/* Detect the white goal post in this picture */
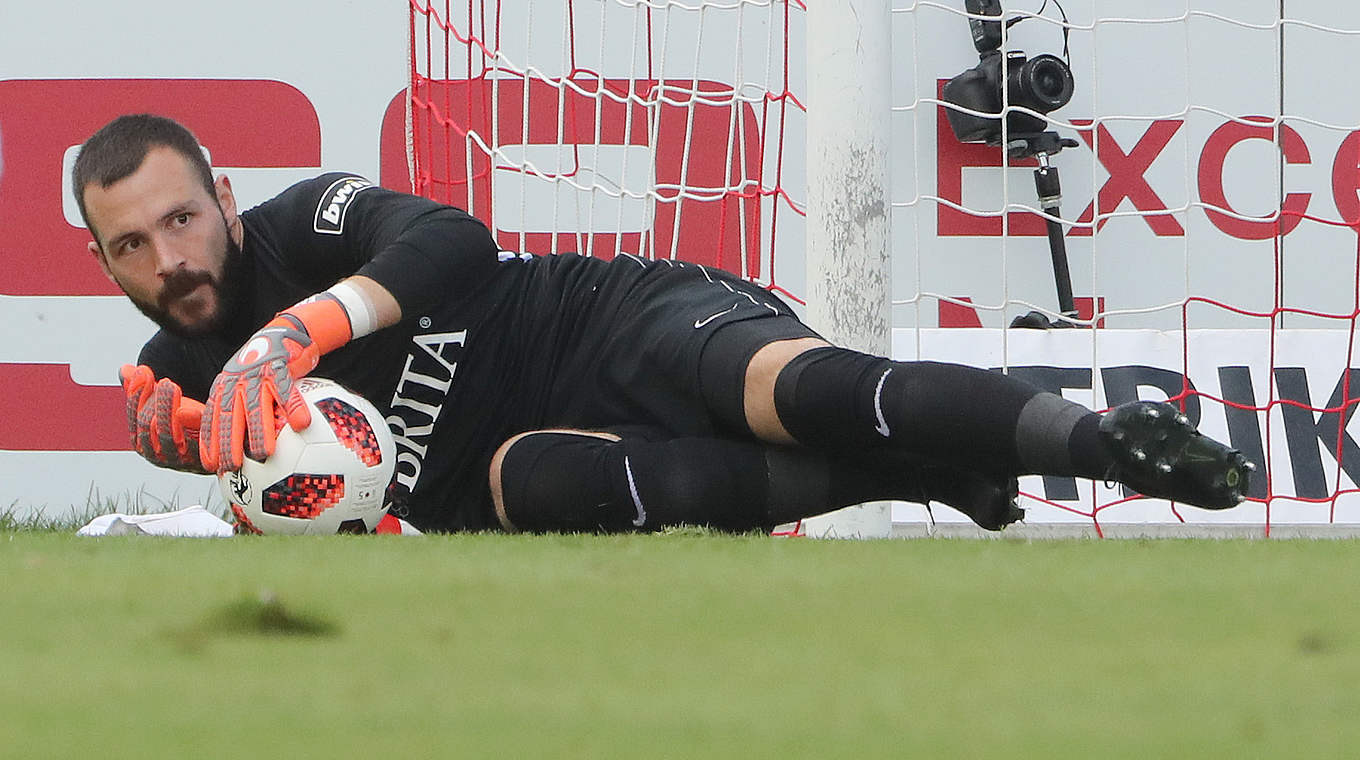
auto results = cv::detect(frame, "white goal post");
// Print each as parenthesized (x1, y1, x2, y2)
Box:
(800, 0, 894, 538)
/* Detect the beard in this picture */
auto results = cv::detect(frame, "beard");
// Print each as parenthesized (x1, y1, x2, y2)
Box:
(125, 222, 246, 339)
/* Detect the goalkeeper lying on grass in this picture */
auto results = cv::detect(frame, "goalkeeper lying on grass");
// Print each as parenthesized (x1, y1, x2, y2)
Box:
(78, 114, 1252, 533)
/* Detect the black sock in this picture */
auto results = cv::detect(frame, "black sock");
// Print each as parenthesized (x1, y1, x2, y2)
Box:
(625, 439, 937, 529)
(762, 447, 936, 525)
(771, 347, 1113, 479)
(498, 431, 940, 531)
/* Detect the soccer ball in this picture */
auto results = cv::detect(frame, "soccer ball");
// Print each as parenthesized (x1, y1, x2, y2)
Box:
(218, 377, 396, 535)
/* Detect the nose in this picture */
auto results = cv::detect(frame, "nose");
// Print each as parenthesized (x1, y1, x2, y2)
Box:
(150, 234, 187, 278)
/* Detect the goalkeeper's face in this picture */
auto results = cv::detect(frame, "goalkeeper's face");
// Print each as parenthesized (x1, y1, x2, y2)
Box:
(83, 146, 243, 338)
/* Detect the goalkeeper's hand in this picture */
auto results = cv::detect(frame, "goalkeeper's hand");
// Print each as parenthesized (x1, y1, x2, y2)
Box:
(120, 365, 210, 474)
(201, 295, 353, 472)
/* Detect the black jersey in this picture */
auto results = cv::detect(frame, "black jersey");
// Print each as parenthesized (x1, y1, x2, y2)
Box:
(141, 173, 802, 531)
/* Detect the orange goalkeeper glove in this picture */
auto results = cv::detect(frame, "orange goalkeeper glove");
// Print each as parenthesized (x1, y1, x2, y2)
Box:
(201, 294, 353, 472)
(120, 364, 210, 474)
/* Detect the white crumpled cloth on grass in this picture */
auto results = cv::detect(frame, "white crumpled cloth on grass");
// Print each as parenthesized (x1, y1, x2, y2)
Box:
(77, 505, 421, 537)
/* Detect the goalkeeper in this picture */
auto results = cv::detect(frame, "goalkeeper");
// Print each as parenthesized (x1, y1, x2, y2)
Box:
(77, 114, 1252, 533)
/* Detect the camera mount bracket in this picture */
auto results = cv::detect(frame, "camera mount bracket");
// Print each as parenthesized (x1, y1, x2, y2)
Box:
(1006, 130, 1084, 329)
(1002, 129, 1079, 160)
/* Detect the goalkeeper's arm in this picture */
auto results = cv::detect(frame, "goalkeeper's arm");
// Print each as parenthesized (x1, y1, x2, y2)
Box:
(199, 276, 401, 472)
(199, 179, 493, 472)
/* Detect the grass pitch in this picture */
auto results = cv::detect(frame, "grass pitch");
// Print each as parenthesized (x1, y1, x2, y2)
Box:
(2, 532, 1357, 759)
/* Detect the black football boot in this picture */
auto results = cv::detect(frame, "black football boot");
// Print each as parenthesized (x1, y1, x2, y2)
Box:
(1098, 400, 1255, 509)
(916, 465, 1025, 532)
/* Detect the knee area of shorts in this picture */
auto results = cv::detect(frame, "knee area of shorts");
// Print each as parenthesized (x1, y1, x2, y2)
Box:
(698, 318, 825, 435)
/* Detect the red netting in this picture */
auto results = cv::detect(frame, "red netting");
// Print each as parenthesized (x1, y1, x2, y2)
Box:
(1024, 206, 1360, 537)
(409, 2, 1360, 534)
(407, 0, 805, 296)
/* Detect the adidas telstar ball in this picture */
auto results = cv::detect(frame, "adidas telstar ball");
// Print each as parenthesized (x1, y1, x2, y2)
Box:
(219, 378, 396, 535)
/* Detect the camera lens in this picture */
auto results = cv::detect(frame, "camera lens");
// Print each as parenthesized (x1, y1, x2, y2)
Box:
(1018, 54, 1074, 111)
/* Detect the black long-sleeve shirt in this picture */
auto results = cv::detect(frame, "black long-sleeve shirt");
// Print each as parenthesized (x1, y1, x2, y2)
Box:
(141, 173, 696, 531)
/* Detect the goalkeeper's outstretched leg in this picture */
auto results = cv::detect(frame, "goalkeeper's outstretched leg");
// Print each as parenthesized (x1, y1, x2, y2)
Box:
(714, 333, 1253, 515)
(489, 429, 1025, 533)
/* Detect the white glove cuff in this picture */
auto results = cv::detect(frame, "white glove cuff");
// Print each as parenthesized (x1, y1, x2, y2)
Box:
(324, 280, 379, 339)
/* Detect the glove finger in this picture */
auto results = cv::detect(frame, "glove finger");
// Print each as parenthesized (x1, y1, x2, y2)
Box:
(136, 399, 158, 458)
(197, 397, 215, 469)
(153, 378, 193, 460)
(216, 379, 248, 472)
(135, 374, 164, 458)
(177, 397, 206, 431)
(284, 384, 312, 431)
(204, 380, 231, 472)
(121, 365, 155, 445)
(119, 364, 154, 397)
(233, 383, 256, 467)
(249, 382, 281, 463)
(285, 342, 322, 379)
(200, 421, 217, 472)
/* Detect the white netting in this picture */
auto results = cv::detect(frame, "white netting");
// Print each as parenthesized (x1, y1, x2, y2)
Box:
(899, 1, 1360, 330)
(411, 1, 1360, 531)
(408, 0, 807, 292)
(900, 1, 1360, 529)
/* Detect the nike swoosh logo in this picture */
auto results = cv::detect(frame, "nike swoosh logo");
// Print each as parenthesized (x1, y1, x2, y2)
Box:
(694, 302, 740, 329)
(873, 368, 892, 438)
(624, 455, 647, 527)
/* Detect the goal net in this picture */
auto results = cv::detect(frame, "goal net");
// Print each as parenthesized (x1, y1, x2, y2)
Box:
(408, 0, 1360, 536)
(405, 0, 804, 292)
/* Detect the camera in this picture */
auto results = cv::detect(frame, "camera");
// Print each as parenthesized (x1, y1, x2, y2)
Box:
(942, 0, 1074, 145)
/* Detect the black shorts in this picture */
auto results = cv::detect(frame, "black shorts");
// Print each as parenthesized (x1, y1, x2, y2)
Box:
(388, 252, 822, 532)
(538, 256, 822, 438)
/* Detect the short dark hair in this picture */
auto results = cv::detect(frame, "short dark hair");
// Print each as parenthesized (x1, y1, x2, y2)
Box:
(73, 114, 216, 244)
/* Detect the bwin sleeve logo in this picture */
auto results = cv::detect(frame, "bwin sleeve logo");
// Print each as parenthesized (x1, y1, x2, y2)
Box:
(313, 176, 374, 235)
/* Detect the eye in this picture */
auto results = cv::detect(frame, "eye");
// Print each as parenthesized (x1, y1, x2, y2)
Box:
(173, 212, 191, 227)
(121, 238, 142, 255)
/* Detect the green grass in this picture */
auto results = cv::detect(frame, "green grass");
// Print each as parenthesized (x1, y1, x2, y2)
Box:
(2, 533, 1357, 758)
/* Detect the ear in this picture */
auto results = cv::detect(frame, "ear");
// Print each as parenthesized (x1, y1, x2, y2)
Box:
(88, 240, 118, 286)
(215, 174, 238, 227)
